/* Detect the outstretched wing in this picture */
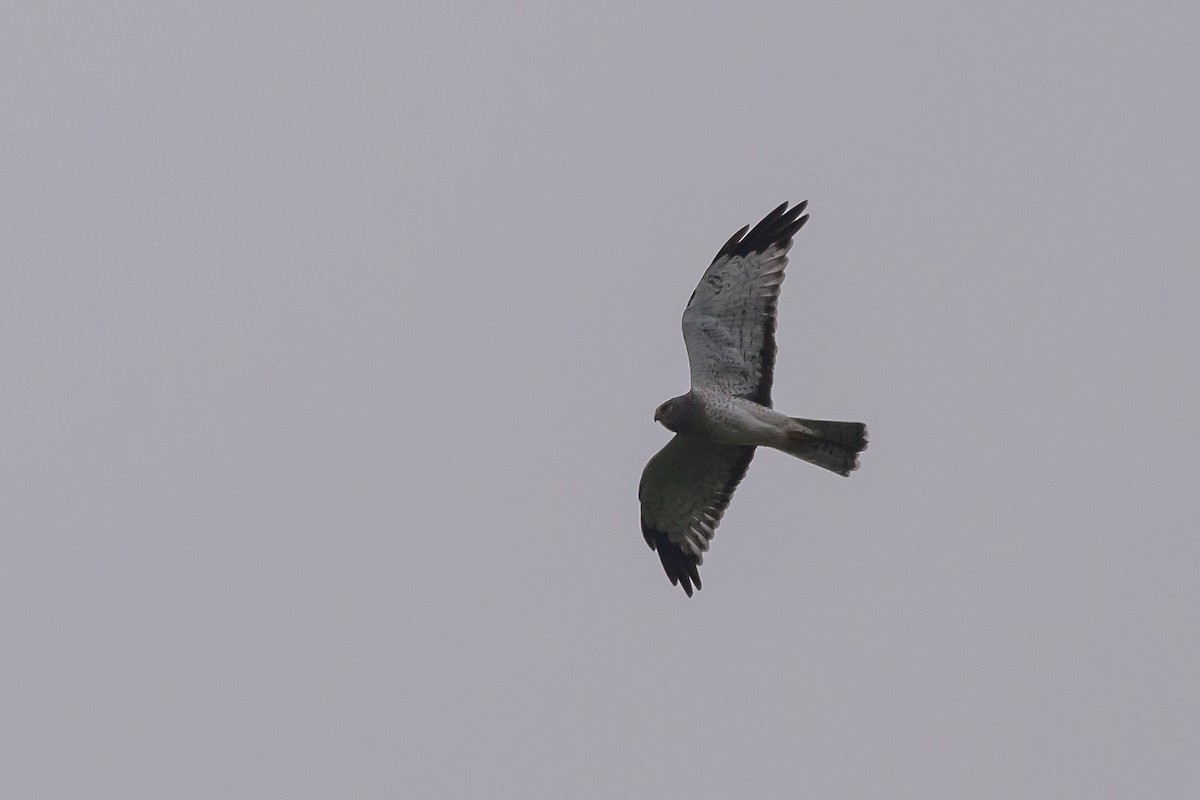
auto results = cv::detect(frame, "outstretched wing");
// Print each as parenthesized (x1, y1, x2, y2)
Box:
(638, 435, 756, 596)
(682, 201, 809, 407)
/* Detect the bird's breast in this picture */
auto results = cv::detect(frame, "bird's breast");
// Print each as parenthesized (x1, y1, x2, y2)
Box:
(690, 392, 788, 447)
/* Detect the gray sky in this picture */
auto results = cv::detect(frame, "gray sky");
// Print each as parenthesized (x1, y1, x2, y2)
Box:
(4, 2, 1198, 798)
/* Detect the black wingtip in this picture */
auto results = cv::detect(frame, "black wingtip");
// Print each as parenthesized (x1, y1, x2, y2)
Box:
(647, 530, 702, 597)
(714, 224, 750, 258)
(715, 200, 811, 261)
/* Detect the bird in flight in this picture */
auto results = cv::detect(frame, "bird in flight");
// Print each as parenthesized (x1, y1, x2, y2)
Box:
(639, 201, 867, 596)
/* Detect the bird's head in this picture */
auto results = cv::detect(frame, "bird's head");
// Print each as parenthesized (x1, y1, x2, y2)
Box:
(654, 394, 695, 433)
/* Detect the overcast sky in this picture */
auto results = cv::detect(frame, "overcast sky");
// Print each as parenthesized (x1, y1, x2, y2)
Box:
(4, 2, 1198, 798)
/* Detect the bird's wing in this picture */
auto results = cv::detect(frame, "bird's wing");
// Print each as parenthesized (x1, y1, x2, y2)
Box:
(682, 201, 809, 407)
(638, 435, 756, 596)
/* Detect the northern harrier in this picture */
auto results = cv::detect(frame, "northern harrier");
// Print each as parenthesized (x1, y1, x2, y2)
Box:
(639, 201, 867, 596)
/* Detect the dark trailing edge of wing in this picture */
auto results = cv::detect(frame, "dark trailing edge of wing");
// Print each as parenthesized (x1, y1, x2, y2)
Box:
(713, 200, 809, 262)
(641, 446, 756, 597)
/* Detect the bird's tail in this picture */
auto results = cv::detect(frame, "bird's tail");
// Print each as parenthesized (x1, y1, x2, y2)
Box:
(778, 418, 868, 476)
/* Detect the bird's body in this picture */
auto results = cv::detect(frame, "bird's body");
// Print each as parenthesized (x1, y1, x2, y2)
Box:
(660, 389, 794, 447)
(639, 201, 867, 596)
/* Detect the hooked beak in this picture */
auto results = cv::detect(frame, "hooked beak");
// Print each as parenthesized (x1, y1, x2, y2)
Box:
(653, 408, 662, 423)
